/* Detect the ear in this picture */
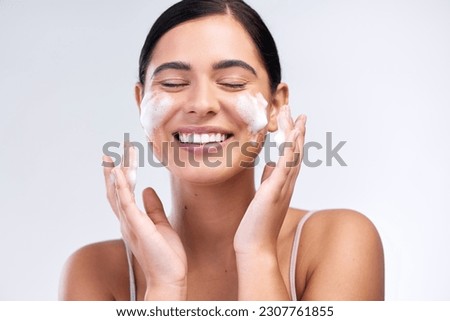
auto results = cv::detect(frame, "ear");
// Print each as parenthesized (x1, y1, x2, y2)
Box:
(134, 82, 144, 113)
(267, 82, 289, 132)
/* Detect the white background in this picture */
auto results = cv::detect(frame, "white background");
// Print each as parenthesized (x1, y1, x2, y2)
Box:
(1, 0, 449, 300)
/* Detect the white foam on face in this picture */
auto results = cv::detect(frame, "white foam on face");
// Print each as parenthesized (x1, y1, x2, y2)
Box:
(235, 92, 269, 134)
(140, 92, 174, 140)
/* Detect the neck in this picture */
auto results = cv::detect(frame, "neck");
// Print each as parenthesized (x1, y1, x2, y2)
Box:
(169, 168, 256, 263)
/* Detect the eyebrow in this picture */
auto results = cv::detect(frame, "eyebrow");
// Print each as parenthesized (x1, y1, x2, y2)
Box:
(213, 59, 257, 76)
(151, 59, 257, 78)
(151, 61, 191, 78)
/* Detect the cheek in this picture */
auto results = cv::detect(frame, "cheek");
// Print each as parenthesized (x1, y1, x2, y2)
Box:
(235, 92, 269, 135)
(140, 92, 174, 140)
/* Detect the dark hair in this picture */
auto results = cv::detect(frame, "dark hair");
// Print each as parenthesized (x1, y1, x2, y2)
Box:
(138, 0, 281, 92)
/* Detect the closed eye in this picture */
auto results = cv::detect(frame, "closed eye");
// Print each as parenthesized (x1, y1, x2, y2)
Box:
(218, 82, 247, 90)
(159, 80, 190, 89)
(162, 83, 188, 88)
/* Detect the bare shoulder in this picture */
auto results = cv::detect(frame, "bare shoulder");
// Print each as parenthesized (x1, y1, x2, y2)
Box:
(291, 208, 385, 300)
(303, 209, 382, 242)
(59, 239, 130, 301)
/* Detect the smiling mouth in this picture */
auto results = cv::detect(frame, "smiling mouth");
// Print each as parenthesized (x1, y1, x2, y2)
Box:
(173, 132, 234, 145)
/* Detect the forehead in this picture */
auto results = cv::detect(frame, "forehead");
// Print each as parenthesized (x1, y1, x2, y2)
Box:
(150, 14, 264, 70)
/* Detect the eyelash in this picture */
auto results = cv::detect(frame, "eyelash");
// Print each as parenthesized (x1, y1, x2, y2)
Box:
(220, 83, 246, 89)
(161, 82, 189, 88)
(159, 81, 247, 90)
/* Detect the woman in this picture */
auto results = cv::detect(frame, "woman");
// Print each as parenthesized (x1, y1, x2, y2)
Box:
(59, 0, 384, 301)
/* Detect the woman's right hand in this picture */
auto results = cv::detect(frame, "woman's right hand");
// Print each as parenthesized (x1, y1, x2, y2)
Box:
(102, 145, 187, 300)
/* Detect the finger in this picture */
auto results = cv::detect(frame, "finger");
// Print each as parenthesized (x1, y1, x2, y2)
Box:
(283, 115, 307, 194)
(294, 114, 307, 152)
(263, 114, 306, 200)
(112, 167, 154, 230)
(294, 114, 307, 129)
(283, 140, 301, 195)
(121, 143, 137, 193)
(274, 105, 294, 147)
(287, 115, 306, 177)
(273, 105, 297, 175)
(286, 104, 295, 128)
(103, 154, 120, 217)
(266, 128, 300, 190)
(142, 187, 170, 226)
(260, 162, 276, 184)
(279, 128, 300, 169)
(282, 114, 306, 174)
(280, 104, 295, 128)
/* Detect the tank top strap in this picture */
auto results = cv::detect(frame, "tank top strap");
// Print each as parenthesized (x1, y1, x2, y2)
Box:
(124, 241, 137, 301)
(289, 210, 319, 300)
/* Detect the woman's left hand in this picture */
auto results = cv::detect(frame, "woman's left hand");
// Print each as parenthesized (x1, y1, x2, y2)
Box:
(233, 106, 306, 300)
(234, 106, 307, 256)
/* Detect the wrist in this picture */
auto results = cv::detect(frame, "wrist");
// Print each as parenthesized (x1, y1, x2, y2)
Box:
(234, 244, 278, 260)
(235, 250, 279, 272)
(235, 252, 289, 300)
(144, 279, 187, 301)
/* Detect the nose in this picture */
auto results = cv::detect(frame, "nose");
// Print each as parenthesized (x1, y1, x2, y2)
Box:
(183, 80, 220, 118)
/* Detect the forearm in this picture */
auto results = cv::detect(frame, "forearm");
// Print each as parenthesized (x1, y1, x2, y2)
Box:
(236, 252, 291, 301)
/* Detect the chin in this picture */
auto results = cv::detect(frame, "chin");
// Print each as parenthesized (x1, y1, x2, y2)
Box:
(167, 158, 254, 186)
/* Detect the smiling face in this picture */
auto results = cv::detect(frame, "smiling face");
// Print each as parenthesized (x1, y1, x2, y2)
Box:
(136, 14, 286, 184)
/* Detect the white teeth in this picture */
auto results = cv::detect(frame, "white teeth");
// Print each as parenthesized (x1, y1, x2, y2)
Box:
(178, 132, 229, 144)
